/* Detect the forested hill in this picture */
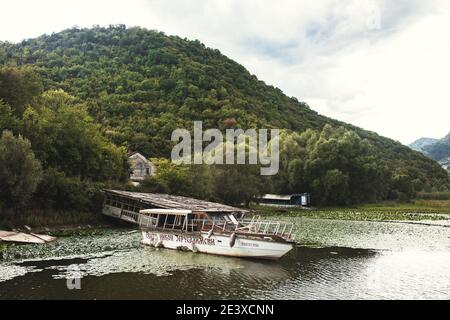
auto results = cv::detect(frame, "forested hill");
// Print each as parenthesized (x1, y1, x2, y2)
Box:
(0, 26, 448, 196)
(0, 25, 336, 156)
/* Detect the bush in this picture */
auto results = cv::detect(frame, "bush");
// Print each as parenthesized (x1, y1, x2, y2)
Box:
(32, 168, 104, 213)
(0, 130, 42, 210)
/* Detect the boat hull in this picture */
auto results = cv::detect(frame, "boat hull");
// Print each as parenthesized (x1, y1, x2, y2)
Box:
(140, 231, 294, 260)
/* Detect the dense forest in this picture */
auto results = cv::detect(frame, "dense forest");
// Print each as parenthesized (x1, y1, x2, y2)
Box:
(0, 26, 449, 223)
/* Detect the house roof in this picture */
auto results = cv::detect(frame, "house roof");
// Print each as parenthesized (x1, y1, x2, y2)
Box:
(104, 189, 248, 213)
(129, 152, 149, 163)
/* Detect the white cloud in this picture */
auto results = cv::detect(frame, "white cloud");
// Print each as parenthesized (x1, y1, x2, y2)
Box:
(1, 0, 449, 144)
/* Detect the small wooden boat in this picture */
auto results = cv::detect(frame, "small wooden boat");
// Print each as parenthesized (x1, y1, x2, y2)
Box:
(138, 209, 295, 260)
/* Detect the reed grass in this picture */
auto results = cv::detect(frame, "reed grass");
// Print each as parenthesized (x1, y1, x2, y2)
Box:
(0, 209, 103, 230)
(252, 200, 450, 221)
(416, 192, 450, 200)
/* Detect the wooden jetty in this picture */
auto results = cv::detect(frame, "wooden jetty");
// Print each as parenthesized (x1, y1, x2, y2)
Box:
(0, 231, 56, 244)
(102, 189, 249, 225)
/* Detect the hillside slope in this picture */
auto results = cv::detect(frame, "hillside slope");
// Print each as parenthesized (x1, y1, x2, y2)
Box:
(1, 26, 448, 190)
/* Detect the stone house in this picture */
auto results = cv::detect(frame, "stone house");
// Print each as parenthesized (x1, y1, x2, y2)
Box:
(129, 152, 155, 183)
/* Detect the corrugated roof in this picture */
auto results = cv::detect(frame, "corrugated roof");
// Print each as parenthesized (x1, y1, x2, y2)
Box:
(104, 189, 248, 213)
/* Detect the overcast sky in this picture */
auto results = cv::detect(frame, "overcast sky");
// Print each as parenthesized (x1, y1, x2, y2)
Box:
(1, 0, 449, 144)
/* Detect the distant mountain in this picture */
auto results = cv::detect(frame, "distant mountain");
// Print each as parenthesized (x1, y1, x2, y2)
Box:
(442, 132, 450, 143)
(409, 132, 450, 162)
(409, 137, 438, 152)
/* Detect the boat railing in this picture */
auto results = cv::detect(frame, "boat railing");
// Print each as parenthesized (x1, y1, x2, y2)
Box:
(138, 214, 195, 232)
(138, 214, 295, 241)
(121, 209, 140, 223)
(192, 218, 295, 241)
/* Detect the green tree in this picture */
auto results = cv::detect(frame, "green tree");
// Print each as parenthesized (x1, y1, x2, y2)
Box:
(0, 100, 18, 132)
(274, 126, 395, 205)
(21, 90, 129, 181)
(0, 67, 43, 116)
(320, 169, 350, 205)
(33, 168, 104, 212)
(140, 158, 197, 196)
(210, 163, 265, 206)
(0, 130, 42, 211)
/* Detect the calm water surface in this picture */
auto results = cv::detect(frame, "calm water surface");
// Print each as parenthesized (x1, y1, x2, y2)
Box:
(1, 217, 449, 299)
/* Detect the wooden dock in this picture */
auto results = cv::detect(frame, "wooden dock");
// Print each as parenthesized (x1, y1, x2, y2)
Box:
(0, 231, 56, 244)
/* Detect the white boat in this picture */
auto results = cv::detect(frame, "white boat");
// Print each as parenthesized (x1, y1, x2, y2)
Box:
(138, 209, 295, 260)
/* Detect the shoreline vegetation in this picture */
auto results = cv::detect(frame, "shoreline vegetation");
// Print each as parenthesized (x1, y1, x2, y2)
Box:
(1, 199, 449, 234)
(0, 210, 111, 234)
(254, 200, 450, 222)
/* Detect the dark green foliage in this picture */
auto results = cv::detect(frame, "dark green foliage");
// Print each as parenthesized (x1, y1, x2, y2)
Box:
(0, 26, 327, 158)
(0, 67, 129, 221)
(21, 90, 130, 182)
(17, 89, 130, 215)
(139, 158, 195, 196)
(139, 159, 265, 207)
(0, 26, 448, 209)
(0, 99, 18, 132)
(32, 168, 104, 212)
(272, 126, 433, 205)
(0, 66, 43, 116)
(0, 131, 42, 210)
(210, 164, 266, 206)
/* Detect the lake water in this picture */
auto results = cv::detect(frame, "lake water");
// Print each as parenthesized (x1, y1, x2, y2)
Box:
(1, 217, 449, 300)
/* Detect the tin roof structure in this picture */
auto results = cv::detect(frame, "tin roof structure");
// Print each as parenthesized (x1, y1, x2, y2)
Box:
(104, 189, 248, 214)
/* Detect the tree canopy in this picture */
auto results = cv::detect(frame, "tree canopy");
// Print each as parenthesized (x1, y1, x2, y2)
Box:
(0, 26, 448, 210)
(22, 89, 129, 181)
(0, 66, 42, 116)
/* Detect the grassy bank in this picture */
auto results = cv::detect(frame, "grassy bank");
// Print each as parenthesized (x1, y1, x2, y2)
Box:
(0, 209, 110, 232)
(416, 192, 450, 200)
(2, 199, 449, 233)
(253, 200, 450, 221)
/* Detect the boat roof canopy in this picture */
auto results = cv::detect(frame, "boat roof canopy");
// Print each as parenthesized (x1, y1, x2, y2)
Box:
(139, 209, 192, 216)
(104, 189, 248, 214)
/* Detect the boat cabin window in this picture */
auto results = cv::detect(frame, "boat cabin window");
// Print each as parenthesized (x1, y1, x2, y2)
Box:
(220, 214, 239, 225)
(157, 214, 187, 230)
(228, 214, 239, 225)
(104, 194, 144, 213)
